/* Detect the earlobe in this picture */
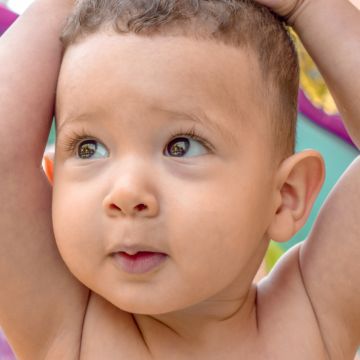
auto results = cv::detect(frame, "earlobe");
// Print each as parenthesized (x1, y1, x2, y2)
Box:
(267, 150, 325, 243)
(43, 152, 54, 186)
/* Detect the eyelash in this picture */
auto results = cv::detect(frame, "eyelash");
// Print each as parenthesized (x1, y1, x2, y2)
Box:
(59, 128, 98, 155)
(167, 126, 214, 153)
(59, 126, 214, 155)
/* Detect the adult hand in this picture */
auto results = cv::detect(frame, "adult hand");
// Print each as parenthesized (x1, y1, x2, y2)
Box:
(254, 0, 308, 24)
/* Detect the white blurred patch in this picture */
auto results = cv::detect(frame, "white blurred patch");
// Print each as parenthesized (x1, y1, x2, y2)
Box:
(6, 0, 35, 14)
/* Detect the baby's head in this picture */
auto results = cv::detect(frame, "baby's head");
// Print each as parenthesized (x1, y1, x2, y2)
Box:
(60, 0, 299, 158)
(52, 0, 323, 314)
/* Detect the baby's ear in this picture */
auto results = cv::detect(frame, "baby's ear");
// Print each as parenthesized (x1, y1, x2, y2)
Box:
(267, 150, 325, 243)
(42, 150, 55, 186)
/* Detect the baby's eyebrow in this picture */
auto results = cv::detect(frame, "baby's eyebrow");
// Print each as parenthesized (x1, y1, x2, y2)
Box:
(154, 106, 238, 146)
(191, 112, 237, 145)
(56, 113, 98, 138)
(56, 108, 237, 145)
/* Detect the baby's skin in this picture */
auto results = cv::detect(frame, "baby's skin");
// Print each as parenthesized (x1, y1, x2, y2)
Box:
(0, 0, 359, 359)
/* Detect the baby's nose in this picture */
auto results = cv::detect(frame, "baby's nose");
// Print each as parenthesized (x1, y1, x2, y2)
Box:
(102, 182, 159, 218)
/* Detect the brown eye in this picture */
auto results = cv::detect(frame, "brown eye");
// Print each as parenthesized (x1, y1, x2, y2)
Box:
(77, 140, 108, 159)
(165, 137, 190, 157)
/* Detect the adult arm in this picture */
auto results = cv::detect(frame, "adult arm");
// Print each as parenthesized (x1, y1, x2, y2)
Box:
(256, 0, 360, 357)
(0, 1, 89, 358)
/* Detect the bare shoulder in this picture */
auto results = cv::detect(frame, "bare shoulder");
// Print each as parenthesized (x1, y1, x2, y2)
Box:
(0, 163, 89, 359)
(257, 245, 329, 359)
(258, 156, 360, 359)
(298, 156, 360, 358)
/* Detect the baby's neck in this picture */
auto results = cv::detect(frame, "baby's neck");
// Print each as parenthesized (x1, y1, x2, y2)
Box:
(133, 284, 258, 354)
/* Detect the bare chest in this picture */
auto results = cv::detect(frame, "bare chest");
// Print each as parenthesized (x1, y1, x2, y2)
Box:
(76, 298, 328, 360)
(43, 309, 330, 360)
(78, 328, 328, 360)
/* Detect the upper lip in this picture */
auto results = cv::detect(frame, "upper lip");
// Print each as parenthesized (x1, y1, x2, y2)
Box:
(110, 244, 166, 255)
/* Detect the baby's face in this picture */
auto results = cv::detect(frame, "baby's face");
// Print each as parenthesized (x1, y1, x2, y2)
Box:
(54, 33, 278, 314)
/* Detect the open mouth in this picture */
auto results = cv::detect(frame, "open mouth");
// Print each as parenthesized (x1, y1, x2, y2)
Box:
(113, 251, 168, 274)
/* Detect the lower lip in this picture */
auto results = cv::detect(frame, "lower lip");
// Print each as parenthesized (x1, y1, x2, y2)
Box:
(114, 251, 167, 274)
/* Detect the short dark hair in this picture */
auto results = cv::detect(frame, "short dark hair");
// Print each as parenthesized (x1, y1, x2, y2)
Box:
(61, 0, 299, 158)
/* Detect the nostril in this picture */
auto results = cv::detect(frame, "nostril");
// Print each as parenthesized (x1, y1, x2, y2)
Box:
(110, 204, 121, 211)
(135, 203, 147, 211)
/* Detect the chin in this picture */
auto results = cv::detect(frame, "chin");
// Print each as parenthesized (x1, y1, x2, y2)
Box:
(106, 293, 191, 315)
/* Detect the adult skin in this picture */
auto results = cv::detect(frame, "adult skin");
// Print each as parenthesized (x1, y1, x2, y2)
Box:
(255, 0, 360, 356)
(255, 0, 360, 146)
(0, 1, 90, 359)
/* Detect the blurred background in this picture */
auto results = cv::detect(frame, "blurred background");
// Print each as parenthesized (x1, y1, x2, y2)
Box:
(0, 0, 34, 13)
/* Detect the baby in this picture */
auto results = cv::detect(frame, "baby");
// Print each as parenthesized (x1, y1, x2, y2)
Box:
(0, 0, 359, 359)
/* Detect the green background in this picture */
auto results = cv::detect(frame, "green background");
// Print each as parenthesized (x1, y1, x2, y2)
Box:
(286, 114, 358, 249)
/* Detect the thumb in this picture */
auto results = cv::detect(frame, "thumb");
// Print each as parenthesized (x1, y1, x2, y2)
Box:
(254, 0, 304, 21)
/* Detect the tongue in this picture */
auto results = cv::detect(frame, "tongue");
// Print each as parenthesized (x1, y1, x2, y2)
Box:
(122, 251, 154, 259)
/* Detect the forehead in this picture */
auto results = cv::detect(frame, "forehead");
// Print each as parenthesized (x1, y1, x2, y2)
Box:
(57, 33, 269, 137)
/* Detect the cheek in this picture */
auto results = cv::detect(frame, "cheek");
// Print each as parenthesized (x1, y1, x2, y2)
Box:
(52, 181, 102, 280)
(167, 189, 259, 276)
(167, 169, 272, 267)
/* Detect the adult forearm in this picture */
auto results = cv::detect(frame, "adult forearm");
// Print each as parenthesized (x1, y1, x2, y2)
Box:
(0, 0, 73, 167)
(291, 0, 360, 147)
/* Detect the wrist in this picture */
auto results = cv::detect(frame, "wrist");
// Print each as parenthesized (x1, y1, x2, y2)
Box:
(286, 0, 318, 28)
(289, 0, 343, 31)
(31, 0, 74, 12)
(23, 0, 75, 28)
